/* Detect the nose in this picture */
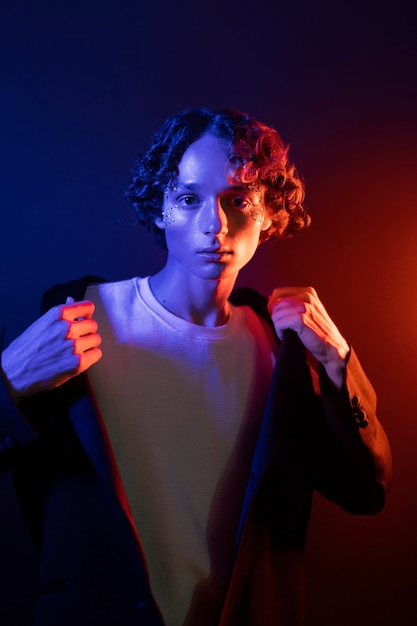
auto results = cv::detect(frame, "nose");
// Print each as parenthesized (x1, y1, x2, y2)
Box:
(202, 197, 228, 236)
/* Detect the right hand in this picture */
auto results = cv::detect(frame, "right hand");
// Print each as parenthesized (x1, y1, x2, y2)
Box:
(1, 298, 102, 400)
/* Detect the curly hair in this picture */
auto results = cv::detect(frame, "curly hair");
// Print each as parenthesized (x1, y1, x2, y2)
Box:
(125, 107, 310, 247)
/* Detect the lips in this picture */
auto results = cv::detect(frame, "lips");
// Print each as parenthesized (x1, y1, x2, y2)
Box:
(199, 247, 224, 254)
(197, 247, 231, 260)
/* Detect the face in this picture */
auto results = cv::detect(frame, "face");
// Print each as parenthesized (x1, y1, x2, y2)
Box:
(155, 134, 271, 282)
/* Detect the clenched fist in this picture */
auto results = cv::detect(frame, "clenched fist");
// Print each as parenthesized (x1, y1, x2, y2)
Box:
(1, 298, 102, 400)
(268, 286, 349, 389)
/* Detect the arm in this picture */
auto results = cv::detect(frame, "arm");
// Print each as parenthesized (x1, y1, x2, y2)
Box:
(268, 286, 349, 389)
(268, 287, 392, 512)
(310, 348, 392, 513)
(0, 299, 102, 471)
(0, 367, 38, 471)
(1, 299, 102, 401)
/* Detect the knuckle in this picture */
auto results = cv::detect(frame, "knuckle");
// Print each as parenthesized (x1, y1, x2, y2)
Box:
(71, 337, 80, 354)
(63, 321, 73, 339)
(58, 302, 70, 318)
(70, 353, 81, 373)
(305, 286, 317, 299)
(47, 304, 63, 322)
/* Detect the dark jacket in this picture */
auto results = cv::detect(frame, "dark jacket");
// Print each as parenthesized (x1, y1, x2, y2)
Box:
(0, 277, 391, 626)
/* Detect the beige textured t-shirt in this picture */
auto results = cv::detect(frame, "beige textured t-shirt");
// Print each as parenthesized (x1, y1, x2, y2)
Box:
(86, 277, 276, 625)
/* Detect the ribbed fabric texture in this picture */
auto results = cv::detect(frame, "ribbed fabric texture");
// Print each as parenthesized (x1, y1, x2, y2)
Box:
(86, 277, 276, 625)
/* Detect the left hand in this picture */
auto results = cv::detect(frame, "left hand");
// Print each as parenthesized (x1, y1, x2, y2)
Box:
(268, 286, 349, 389)
(1, 297, 102, 400)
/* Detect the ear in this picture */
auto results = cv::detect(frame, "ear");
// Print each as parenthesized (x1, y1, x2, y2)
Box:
(154, 214, 166, 230)
(260, 214, 272, 232)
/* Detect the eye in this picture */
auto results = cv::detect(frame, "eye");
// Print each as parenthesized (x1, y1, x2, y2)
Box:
(222, 194, 253, 212)
(175, 195, 203, 210)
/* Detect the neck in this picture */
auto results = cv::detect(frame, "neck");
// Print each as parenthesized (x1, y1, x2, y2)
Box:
(149, 268, 237, 327)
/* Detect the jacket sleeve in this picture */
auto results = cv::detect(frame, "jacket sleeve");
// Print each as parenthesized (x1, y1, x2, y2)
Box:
(0, 367, 40, 472)
(0, 276, 105, 473)
(230, 286, 392, 515)
(309, 347, 392, 514)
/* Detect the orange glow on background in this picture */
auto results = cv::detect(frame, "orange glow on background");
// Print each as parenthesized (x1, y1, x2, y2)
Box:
(1, 1, 416, 624)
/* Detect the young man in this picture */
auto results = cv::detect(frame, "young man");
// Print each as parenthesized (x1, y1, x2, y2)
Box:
(0, 108, 391, 626)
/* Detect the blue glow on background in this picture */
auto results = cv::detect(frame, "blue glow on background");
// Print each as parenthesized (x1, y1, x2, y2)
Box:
(0, 1, 416, 624)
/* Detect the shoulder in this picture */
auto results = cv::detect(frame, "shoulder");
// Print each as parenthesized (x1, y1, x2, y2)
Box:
(229, 286, 275, 333)
(40, 275, 107, 312)
(88, 277, 145, 313)
(41, 276, 148, 314)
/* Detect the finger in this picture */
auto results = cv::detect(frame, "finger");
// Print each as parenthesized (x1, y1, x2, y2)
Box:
(269, 286, 316, 300)
(272, 312, 303, 338)
(61, 300, 96, 322)
(268, 295, 303, 315)
(272, 306, 329, 339)
(268, 287, 317, 312)
(73, 333, 102, 355)
(66, 318, 98, 340)
(269, 299, 306, 319)
(78, 347, 103, 373)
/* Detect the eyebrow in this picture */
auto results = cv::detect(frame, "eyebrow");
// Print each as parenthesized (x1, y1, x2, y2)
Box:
(172, 182, 259, 194)
(171, 182, 199, 191)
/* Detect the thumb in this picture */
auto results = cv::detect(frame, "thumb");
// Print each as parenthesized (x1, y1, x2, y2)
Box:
(65, 296, 75, 304)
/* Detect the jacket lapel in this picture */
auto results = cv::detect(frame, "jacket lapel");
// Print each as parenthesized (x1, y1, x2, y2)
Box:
(42, 276, 132, 513)
(63, 369, 137, 530)
(235, 329, 309, 545)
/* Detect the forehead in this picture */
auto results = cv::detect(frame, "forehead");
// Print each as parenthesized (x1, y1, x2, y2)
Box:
(174, 134, 232, 188)
(172, 135, 264, 199)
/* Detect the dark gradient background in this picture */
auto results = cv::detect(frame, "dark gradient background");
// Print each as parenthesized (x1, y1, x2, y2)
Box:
(1, 1, 416, 624)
